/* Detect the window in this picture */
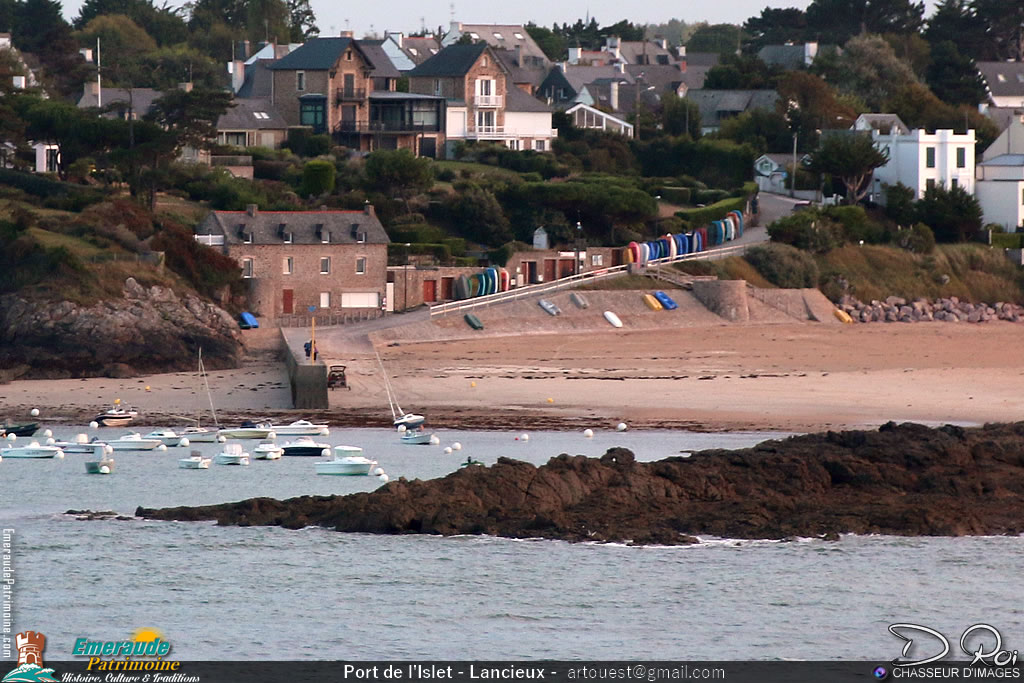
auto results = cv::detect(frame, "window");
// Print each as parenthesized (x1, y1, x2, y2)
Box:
(997, 74, 1006, 83)
(591, 254, 603, 266)
(481, 55, 488, 67)
(926, 178, 936, 192)
(508, 139, 520, 150)
(45, 148, 58, 173)
(951, 177, 958, 189)
(356, 232, 366, 243)
(296, 71, 305, 91)
(1021, 187, 1024, 206)
(429, 48, 437, 54)
(355, 257, 366, 275)
(957, 147, 966, 168)
(408, 47, 418, 56)
(493, 32, 503, 39)
(243, 231, 253, 244)
(320, 292, 331, 308)
(284, 231, 293, 244)
(345, 50, 352, 61)
(534, 140, 546, 152)
(320, 257, 331, 274)
(514, 32, 524, 40)
(433, 79, 441, 96)
(320, 227, 330, 243)
(926, 147, 936, 168)
(283, 257, 293, 275)
(469, 32, 480, 40)
(242, 258, 254, 278)
(253, 112, 269, 120)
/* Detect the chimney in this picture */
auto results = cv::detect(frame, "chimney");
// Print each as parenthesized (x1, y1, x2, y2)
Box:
(677, 45, 687, 58)
(339, 29, 353, 37)
(178, 82, 193, 92)
(241, 39, 250, 59)
(610, 81, 619, 111)
(605, 36, 620, 60)
(389, 31, 404, 48)
(568, 46, 582, 64)
(79, 47, 93, 62)
(247, 204, 258, 217)
(615, 62, 625, 74)
(655, 37, 667, 50)
(449, 20, 461, 36)
(229, 60, 245, 93)
(363, 201, 375, 217)
(805, 41, 818, 66)
(514, 44, 522, 67)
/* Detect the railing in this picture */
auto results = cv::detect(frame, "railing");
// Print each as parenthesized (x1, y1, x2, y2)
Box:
(336, 88, 366, 102)
(335, 121, 442, 134)
(428, 242, 751, 318)
(465, 126, 513, 139)
(474, 95, 503, 107)
(278, 309, 383, 328)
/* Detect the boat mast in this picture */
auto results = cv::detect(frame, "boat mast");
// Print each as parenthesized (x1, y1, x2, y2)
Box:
(374, 349, 400, 420)
(199, 348, 219, 426)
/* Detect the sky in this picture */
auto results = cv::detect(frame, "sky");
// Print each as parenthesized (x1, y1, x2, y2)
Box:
(60, 0, 943, 39)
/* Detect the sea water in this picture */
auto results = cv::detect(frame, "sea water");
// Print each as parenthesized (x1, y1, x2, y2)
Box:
(2, 427, 1022, 660)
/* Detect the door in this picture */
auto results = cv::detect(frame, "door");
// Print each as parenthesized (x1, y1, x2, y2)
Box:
(543, 259, 556, 282)
(282, 289, 294, 315)
(420, 136, 437, 158)
(343, 73, 355, 98)
(441, 277, 454, 300)
(558, 259, 575, 278)
(342, 105, 357, 128)
(422, 280, 437, 303)
(524, 261, 537, 285)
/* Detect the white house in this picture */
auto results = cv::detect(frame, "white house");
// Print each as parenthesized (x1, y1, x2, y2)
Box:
(502, 87, 557, 151)
(33, 142, 59, 174)
(870, 128, 976, 203)
(753, 153, 809, 194)
(976, 155, 1024, 232)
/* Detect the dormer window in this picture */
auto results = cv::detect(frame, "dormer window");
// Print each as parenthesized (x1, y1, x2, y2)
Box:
(357, 232, 366, 243)
(469, 32, 480, 40)
(244, 232, 253, 244)
(514, 32, 524, 40)
(345, 50, 353, 61)
(284, 231, 292, 244)
(997, 74, 1006, 82)
(493, 32, 503, 40)
(409, 47, 418, 56)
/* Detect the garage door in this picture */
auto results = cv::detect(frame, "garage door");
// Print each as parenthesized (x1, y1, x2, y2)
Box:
(341, 292, 380, 308)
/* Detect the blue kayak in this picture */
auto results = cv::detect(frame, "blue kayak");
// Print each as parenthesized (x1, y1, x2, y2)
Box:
(653, 291, 678, 311)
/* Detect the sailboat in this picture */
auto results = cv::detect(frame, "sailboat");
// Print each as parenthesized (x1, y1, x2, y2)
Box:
(177, 349, 220, 442)
(375, 349, 425, 429)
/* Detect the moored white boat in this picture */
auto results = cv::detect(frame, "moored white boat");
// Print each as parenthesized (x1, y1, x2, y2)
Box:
(83, 444, 115, 474)
(213, 443, 250, 465)
(376, 349, 427, 430)
(1, 441, 64, 459)
(400, 430, 433, 445)
(252, 441, 283, 460)
(107, 433, 162, 451)
(54, 435, 111, 454)
(280, 436, 331, 457)
(94, 406, 138, 427)
(270, 419, 329, 436)
(394, 412, 426, 429)
(218, 422, 275, 440)
(144, 429, 187, 446)
(179, 426, 218, 442)
(315, 446, 377, 476)
(179, 450, 211, 469)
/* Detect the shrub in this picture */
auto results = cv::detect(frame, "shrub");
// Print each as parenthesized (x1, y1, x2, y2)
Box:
(675, 197, 747, 229)
(824, 205, 886, 244)
(767, 211, 845, 253)
(892, 222, 937, 254)
(659, 187, 691, 204)
(305, 134, 332, 157)
(744, 243, 820, 288)
(286, 128, 312, 157)
(253, 160, 293, 181)
(435, 167, 456, 182)
(299, 160, 336, 197)
(990, 231, 1023, 249)
(884, 182, 916, 226)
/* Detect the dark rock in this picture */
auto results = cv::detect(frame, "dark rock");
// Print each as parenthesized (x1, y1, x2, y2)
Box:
(136, 421, 1024, 544)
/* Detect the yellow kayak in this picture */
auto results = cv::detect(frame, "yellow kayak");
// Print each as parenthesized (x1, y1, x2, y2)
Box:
(643, 293, 663, 311)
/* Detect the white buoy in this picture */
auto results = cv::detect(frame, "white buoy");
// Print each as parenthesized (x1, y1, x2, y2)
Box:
(45, 437, 55, 445)
(89, 421, 99, 429)
(616, 422, 628, 432)
(680, 452, 692, 458)
(30, 408, 39, 417)
(105, 445, 114, 455)
(55, 450, 64, 459)
(178, 438, 190, 447)
(217, 435, 227, 443)
(267, 431, 276, 439)
(378, 473, 390, 483)
(583, 428, 594, 438)
(6, 433, 15, 442)
(397, 424, 407, 433)
(43, 429, 52, 438)
(75, 433, 88, 444)
(320, 428, 330, 436)
(444, 447, 453, 454)
(520, 433, 530, 441)
(429, 435, 440, 445)
(156, 444, 167, 452)
(321, 448, 330, 457)
(452, 442, 462, 451)
(373, 467, 384, 476)
(99, 465, 110, 474)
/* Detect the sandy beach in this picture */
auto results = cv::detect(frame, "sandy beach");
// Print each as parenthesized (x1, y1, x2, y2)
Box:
(3, 319, 1023, 433)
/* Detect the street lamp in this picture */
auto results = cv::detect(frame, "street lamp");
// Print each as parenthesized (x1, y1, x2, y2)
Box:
(403, 242, 411, 311)
(790, 132, 798, 199)
(575, 221, 582, 276)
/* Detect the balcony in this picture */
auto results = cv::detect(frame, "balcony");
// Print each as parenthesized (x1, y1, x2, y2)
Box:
(335, 120, 442, 134)
(474, 95, 503, 108)
(465, 126, 513, 140)
(336, 88, 367, 103)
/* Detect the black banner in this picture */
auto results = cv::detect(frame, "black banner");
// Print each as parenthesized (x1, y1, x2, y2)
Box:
(3, 661, 1020, 683)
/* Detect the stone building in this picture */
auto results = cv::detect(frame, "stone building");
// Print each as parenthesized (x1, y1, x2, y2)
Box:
(195, 204, 389, 321)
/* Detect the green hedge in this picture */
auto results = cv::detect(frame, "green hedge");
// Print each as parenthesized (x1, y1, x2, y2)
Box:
(675, 196, 746, 230)
(992, 232, 1024, 249)
(659, 187, 691, 204)
(387, 242, 453, 264)
(0, 168, 103, 208)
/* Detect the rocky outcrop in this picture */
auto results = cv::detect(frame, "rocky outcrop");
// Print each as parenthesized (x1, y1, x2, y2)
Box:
(840, 295, 1024, 323)
(0, 278, 242, 378)
(137, 421, 1024, 544)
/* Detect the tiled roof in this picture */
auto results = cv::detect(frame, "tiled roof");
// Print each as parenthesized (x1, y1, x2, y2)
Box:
(198, 209, 390, 246)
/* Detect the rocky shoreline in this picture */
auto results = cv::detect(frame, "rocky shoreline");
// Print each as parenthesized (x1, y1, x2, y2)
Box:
(840, 295, 1024, 323)
(136, 421, 1024, 545)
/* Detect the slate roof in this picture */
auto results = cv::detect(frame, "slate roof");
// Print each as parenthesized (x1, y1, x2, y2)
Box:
(448, 24, 549, 66)
(853, 113, 910, 135)
(217, 98, 288, 131)
(617, 40, 678, 66)
(979, 154, 1024, 166)
(494, 48, 548, 88)
(757, 44, 807, 70)
(356, 40, 401, 79)
(686, 89, 780, 125)
(77, 86, 162, 116)
(977, 61, 1024, 99)
(407, 43, 489, 78)
(683, 52, 721, 67)
(236, 60, 274, 98)
(560, 65, 633, 93)
(400, 36, 442, 65)
(504, 85, 551, 112)
(197, 209, 390, 246)
(625, 64, 685, 94)
(269, 37, 369, 71)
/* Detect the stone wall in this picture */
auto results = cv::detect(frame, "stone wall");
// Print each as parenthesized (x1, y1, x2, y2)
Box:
(692, 280, 750, 322)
